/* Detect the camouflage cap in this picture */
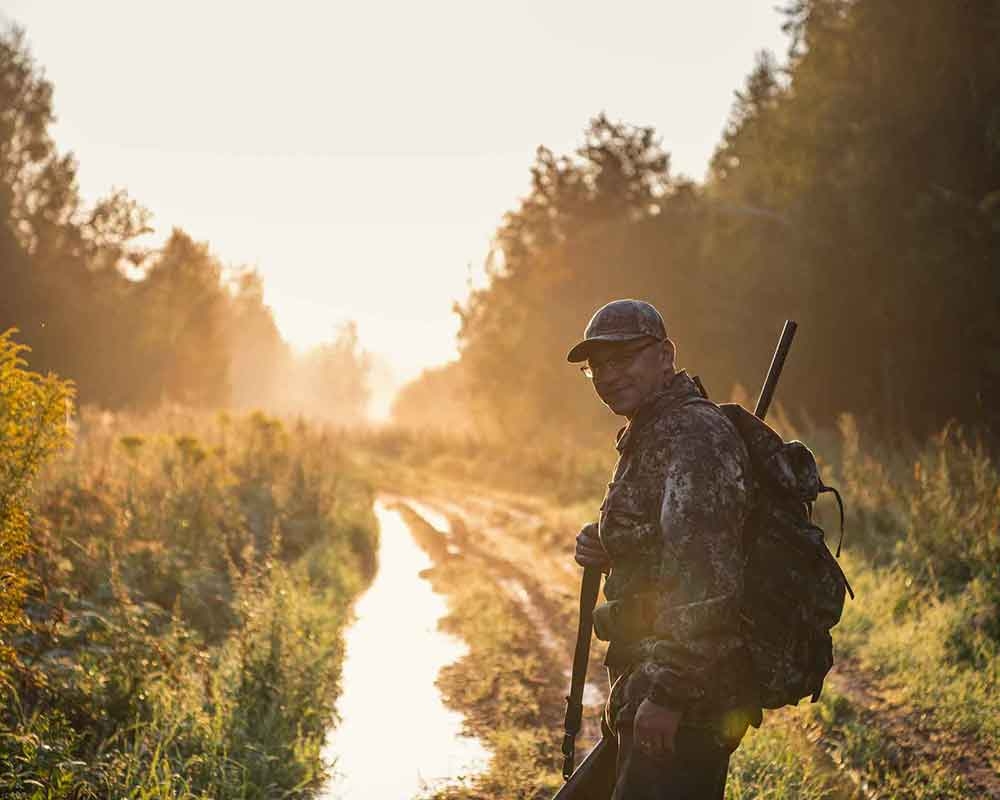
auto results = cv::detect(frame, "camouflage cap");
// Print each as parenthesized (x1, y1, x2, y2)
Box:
(566, 299, 667, 363)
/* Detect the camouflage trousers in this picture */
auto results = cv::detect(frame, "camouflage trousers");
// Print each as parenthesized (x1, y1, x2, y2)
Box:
(610, 722, 744, 800)
(605, 668, 750, 800)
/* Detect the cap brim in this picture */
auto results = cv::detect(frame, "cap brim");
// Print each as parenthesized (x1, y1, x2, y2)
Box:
(566, 333, 648, 363)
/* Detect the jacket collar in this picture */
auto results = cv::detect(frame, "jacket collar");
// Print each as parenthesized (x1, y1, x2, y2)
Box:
(615, 370, 701, 453)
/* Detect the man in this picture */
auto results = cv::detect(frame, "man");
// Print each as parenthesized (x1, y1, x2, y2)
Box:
(569, 299, 759, 800)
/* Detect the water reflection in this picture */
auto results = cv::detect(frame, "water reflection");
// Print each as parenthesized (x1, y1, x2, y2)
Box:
(402, 500, 452, 535)
(319, 500, 490, 799)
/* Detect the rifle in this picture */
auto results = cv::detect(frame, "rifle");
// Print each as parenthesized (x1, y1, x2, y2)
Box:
(551, 320, 798, 800)
(754, 320, 797, 420)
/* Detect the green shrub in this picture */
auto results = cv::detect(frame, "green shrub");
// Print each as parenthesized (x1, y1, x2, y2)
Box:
(1, 402, 377, 798)
(0, 329, 73, 666)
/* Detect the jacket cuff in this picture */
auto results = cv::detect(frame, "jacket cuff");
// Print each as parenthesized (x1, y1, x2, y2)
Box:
(643, 662, 704, 710)
(646, 681, 688, 710)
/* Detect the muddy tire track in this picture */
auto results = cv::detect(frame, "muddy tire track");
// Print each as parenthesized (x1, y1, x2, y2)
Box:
(396, 496, 609, 746)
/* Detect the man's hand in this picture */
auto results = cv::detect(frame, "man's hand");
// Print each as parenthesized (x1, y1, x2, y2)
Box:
(633, 697, 682, 758)
(574, 522, 611, 571)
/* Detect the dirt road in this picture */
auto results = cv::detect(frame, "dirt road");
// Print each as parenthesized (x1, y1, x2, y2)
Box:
(395, 491, 1000, 800)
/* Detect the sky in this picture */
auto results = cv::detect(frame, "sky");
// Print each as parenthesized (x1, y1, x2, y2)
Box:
(1, 1, 789, 395)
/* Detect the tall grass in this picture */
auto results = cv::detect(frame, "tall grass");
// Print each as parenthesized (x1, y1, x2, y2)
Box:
(827, 418, 1000, 763)
(1, 406, 377, 798)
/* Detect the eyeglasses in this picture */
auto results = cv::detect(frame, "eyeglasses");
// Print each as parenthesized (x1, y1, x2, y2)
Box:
(580, 339, 660, 379)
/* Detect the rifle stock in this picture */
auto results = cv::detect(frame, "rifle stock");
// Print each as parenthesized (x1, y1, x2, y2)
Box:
(551, 736, 617, 800)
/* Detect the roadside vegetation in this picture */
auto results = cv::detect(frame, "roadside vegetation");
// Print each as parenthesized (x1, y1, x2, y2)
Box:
(0, 332, 378, 799)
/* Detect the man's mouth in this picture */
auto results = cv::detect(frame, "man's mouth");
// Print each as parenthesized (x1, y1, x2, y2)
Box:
(603, 385, 630, 402)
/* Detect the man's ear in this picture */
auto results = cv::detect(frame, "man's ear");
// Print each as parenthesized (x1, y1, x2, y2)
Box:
(663, 338, 677, 370)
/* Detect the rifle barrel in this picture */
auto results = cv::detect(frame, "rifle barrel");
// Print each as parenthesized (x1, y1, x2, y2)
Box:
(562, 565, 602, 779)
(754, 320, 797, 421)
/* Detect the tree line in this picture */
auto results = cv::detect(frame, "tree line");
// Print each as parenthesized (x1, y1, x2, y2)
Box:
(395, 0, 1000, 443)
(0, 28, 370, 422)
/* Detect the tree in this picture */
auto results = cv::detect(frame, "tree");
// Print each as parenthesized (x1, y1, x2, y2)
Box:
(133, 230, 232, 407)
(407, 0, 1000, 439)
(454, 115, 672, 440)
(227, 270, 291, 411)
(0, 27, 152, 408)
(295, 322, 371, 424)
(391, 361, 472, 431)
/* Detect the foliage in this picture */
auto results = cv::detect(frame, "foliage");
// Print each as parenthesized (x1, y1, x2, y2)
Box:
(0, 405, 377, 798)
(401, 0, 1000, 440)
(0, 27, 371, 420)
(391, 362, 473, 432)
(0, 329, 72, 665)
(836, 417, 1000, 592)
(294, 322, 372, 425)
(356, 424, 609, 506)
(826, 420, 1000, 759)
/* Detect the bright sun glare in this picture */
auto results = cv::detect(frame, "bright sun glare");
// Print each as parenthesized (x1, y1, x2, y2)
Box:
(0, 0, 789, 413)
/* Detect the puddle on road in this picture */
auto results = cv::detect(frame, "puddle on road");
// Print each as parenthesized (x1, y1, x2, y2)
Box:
(402, 501, 462, 556)
(402, 500, 453, 535)
(319, 500, 489, 799)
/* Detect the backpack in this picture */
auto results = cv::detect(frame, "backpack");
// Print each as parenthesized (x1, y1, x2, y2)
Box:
(718, 402, 854, 709)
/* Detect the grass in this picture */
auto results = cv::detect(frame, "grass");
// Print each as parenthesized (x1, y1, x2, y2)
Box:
(727, 715, 853, 800)
(834, 561, 1000, 761)
(804, 688, 974, 800)
(1, 407, 378, 798)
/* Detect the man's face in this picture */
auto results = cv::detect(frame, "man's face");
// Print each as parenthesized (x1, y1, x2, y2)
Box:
(585, 337, 674, 418)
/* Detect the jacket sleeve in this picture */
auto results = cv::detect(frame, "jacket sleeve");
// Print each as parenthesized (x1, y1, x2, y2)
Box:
(641, 409, 751, 709)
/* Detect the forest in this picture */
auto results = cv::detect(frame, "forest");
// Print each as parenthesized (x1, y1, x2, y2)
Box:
(396, 0, 1000, 445)
(2, 0, 999, 798)
(0, 27, 370, 421)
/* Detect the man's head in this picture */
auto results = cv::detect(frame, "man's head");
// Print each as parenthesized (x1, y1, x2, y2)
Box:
(567, 299, 676, 418)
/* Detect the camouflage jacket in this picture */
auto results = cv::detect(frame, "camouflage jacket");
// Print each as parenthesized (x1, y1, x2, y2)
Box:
(598, 370, 758, 732)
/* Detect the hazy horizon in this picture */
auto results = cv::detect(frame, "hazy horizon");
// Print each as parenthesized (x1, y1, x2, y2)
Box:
(1, 1, 789, 410)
